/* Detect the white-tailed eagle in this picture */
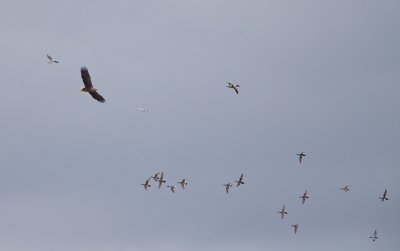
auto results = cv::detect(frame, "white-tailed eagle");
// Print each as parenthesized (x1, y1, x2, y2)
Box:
(80, 67, 106, 103)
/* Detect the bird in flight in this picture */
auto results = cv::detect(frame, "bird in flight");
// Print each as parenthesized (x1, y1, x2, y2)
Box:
(166, 185, 176, 193)
(299, 190, 309, 205)
(226, 82, 240, 94)
(379, 189, 388, 202)
(370, 230, 378, 242)
(157, 172, 166, 189)
(47, 54, 59, 64)
(177, 178, 188, 189)
(296, 152, 306, 164)
(223, 183, 233, 194)
(151, 172, 160, 182)
(136, 107, 148, 112)
(80, 67, 106, 103)
(235, 173, 244, 187)
(141, 177, 152, 191)
(291, 224, 299, 234)
(340, 185, 351, 193)
(277, 204, 288, 220)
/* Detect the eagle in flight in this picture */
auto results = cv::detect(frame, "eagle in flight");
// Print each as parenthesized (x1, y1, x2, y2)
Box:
(80, 67, 106, 103)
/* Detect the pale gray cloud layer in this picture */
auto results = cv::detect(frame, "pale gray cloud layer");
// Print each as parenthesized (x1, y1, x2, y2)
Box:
(0, 0, 399, 250)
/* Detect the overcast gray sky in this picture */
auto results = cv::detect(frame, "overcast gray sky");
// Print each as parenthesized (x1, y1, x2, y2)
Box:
(0, 0, 399, 250)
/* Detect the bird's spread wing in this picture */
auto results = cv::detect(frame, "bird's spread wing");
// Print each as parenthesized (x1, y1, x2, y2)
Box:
(80, 67, 93, 88)
(383, 189, 387, 197)
(47, 54, 52, 60)
(89, 91, 106, 103)
(233, 86, 239, 94)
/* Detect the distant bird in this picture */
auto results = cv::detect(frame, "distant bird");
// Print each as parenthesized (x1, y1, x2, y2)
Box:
(177, 178, 188, 189)
(235, 173, 244, 187)
(277, 204, 288, 220)
(223, 183, 233, 194)
(370, 230, 378, 242)
(340, 185, 351, 193)
(136, 107, 148, 112)
(296, 152, 306, 164)
(379, 189, 388, 202)
(46, 54, 59, 64)
(157, 172, 166, 189)
(166, 185, 176, 193)
(151, 172, 160, 182)
(226, 82, 240, 94)
(80, 67, 106, 103)
(299, 190, 309, 205)
(141, 177, 152, 191)
(291, 224, 299, 234)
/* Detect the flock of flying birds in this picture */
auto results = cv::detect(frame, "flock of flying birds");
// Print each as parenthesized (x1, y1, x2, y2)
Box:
(291, 153, 389, 238)
(47, 54, 389, 241)
(141, 171, 188, 194)
(139, 151, 389, 239)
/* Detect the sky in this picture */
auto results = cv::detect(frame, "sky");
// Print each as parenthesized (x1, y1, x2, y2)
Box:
(0, 0, 399, 250)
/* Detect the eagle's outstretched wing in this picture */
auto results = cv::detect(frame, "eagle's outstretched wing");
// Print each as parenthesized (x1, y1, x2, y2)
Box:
(80, 67, 93, 88)
(89, 91, 106, 103)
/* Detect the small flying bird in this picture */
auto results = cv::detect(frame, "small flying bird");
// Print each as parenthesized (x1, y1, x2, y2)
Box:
(151, 172, 160, 182)
(340, 185, 351, 192)
(223, 183, 233, 194)
(80, 67, 106, 103)
(370, 230, 378, 242)
(296, 152, 306, 164)
(379, 189, 388, 202)
(166, 185, 176, 193)
(299, 190, 309, 205)
(177, 178, 188, 189)
(277, 204, 288, 220)
(46, 54, 59, 64)
(136, 107, 148, 112)
(226, 82, 240, 94)
(141, 177, 152, 191)
(235, 173, 244, 187)
(291, 224, 299, 234)
(157, 172, 166, 189)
